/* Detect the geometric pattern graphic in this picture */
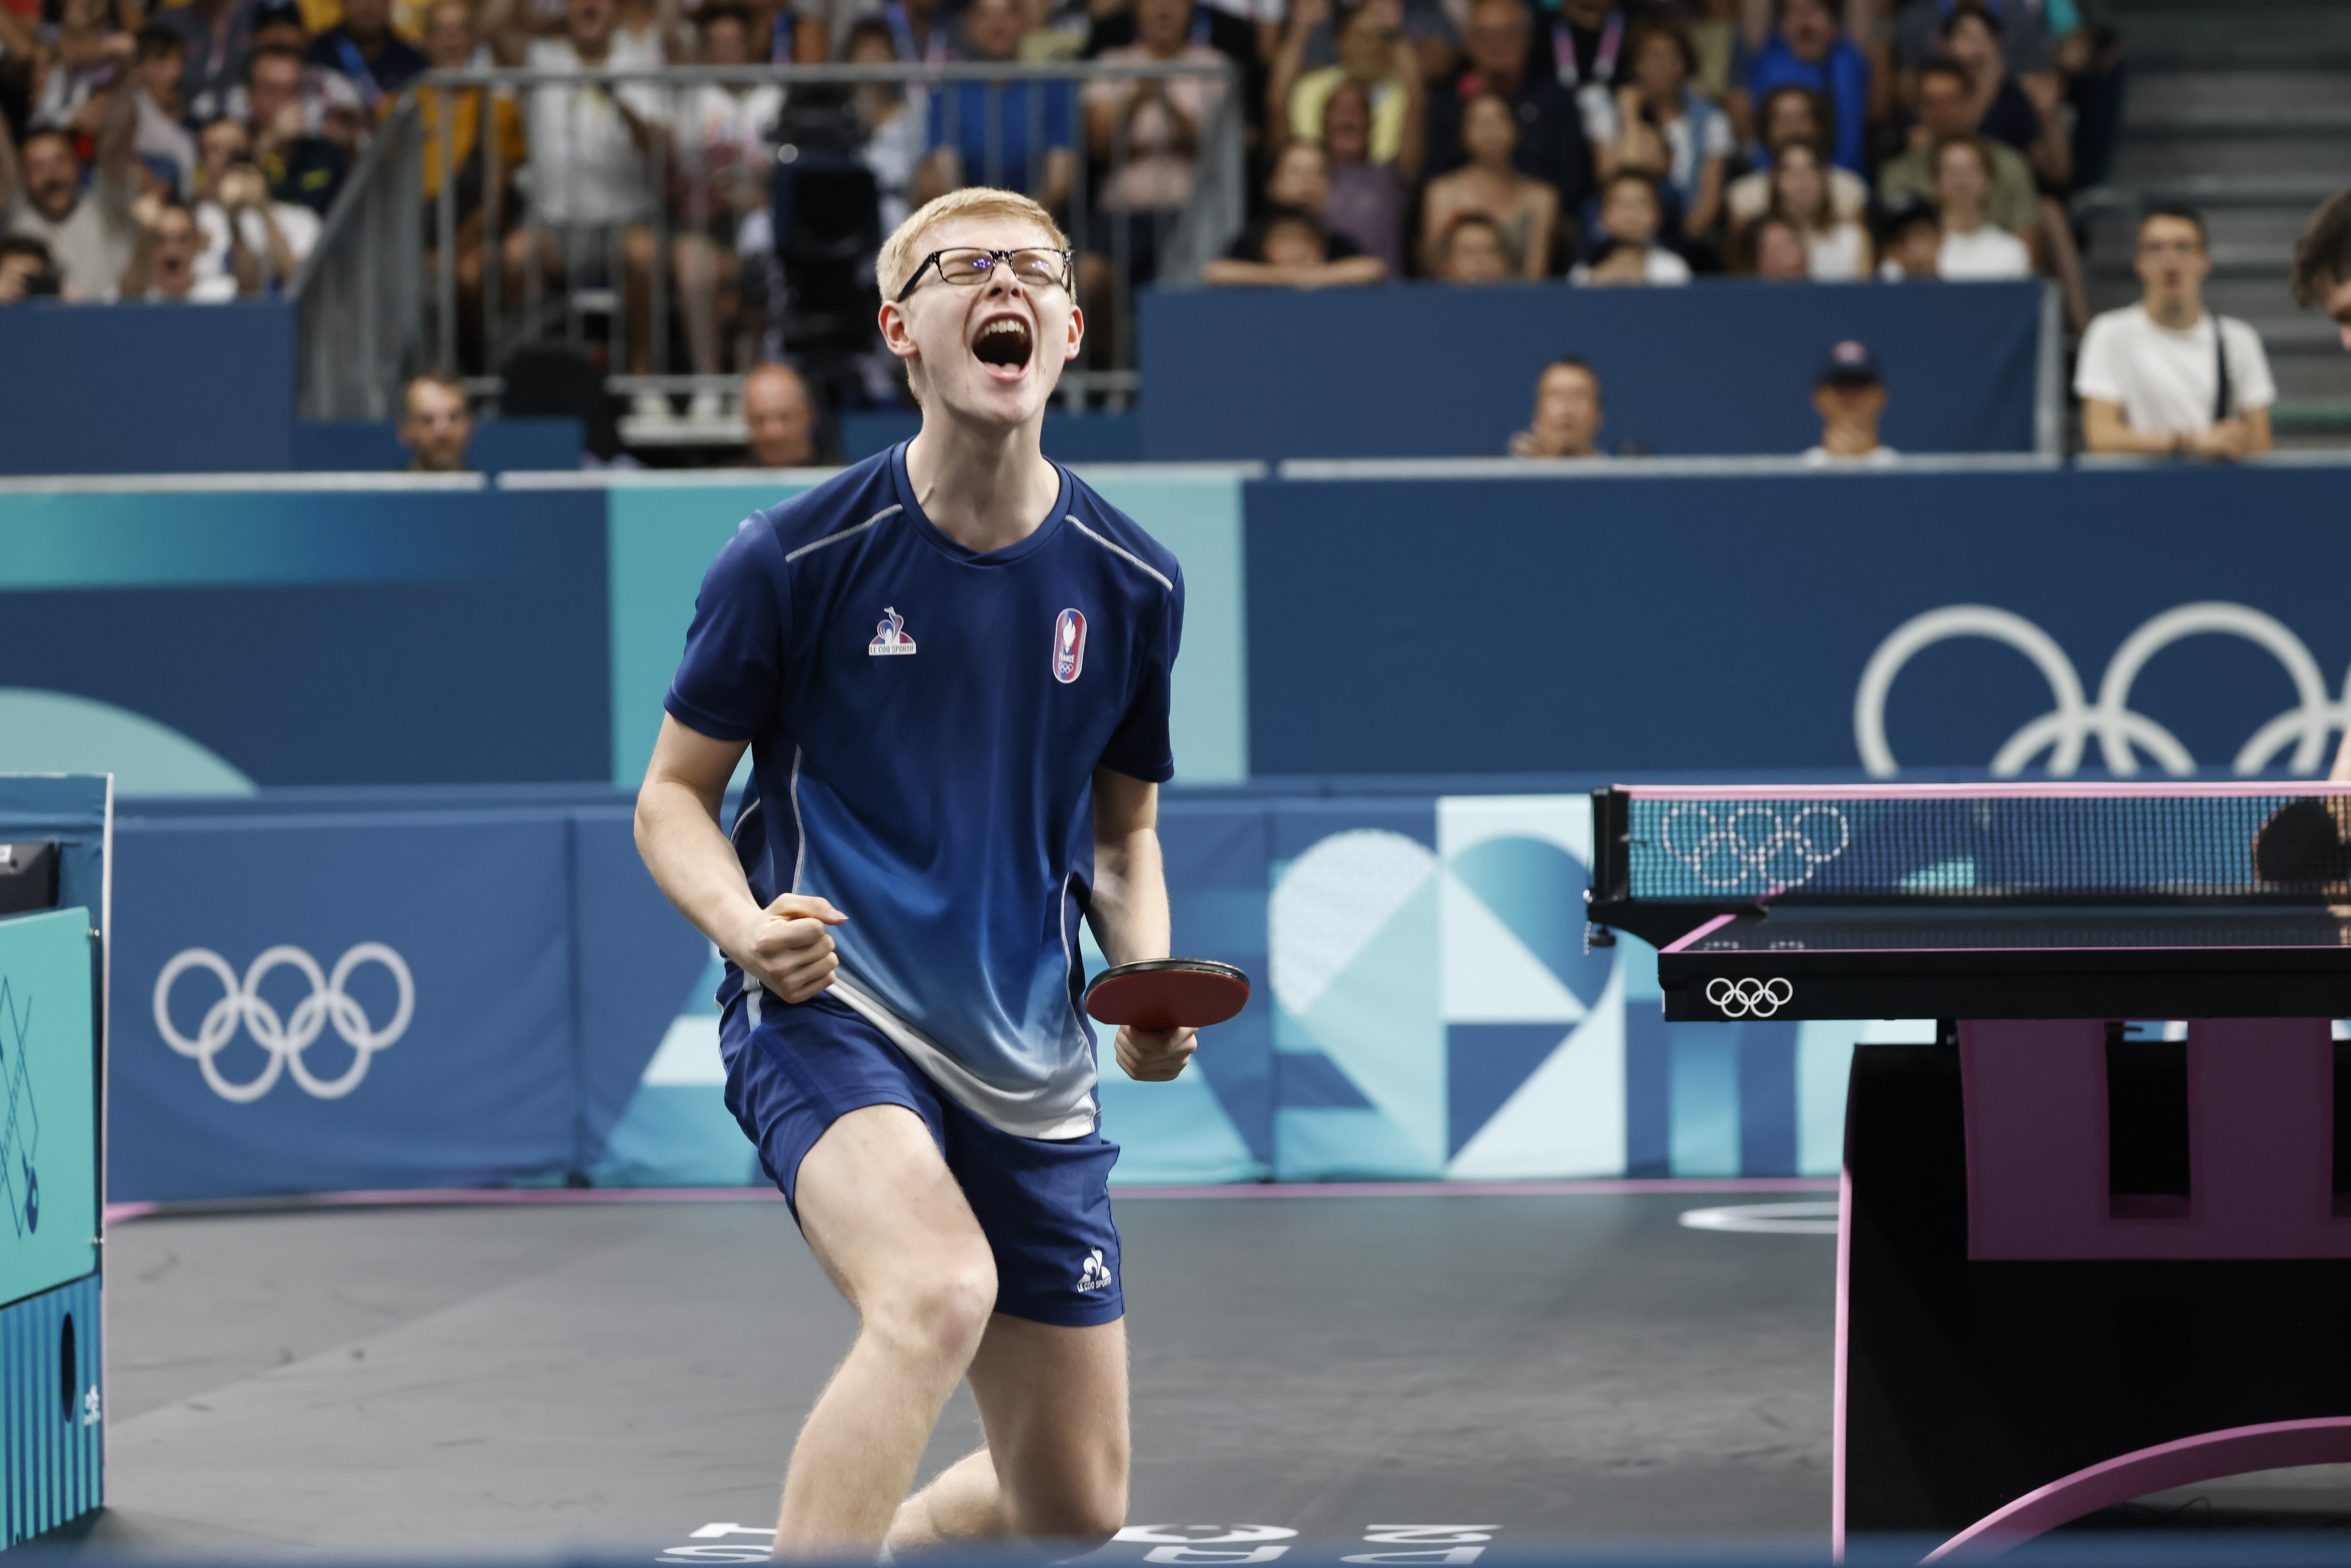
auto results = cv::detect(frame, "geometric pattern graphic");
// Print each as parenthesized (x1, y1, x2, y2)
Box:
(0, 981, 39, 1237)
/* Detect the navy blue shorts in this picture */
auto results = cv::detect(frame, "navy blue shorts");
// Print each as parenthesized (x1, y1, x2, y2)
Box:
(719, 989, 1124, 1329)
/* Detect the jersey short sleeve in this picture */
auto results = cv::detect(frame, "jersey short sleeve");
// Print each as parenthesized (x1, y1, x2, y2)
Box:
(1095, 564, 1184, 784)
(2072, 312, 2125, 405)
(665, 517, 792, 742)
(2224, 318, 2278, 413)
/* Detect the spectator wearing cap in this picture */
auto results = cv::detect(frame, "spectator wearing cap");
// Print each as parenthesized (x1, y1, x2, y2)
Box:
(1424, 0, 1594, 222)
(2292, 188, 2351, 353)
(1932, 136, 2029, 280)
(1876, 196, 1939, 279)
(1723, 83, 1865, 247)
(1570, 167, 1689, 285)
(1434, 212, 1514, 282)
(0, 235, 62, 301)
(0, 74, 139, 299)
(742, 362, 821, 468)
(307, 0, 430, 108)
(132, 26, 200, 195)
(1508, 357, 1605, 459)
(401, 373, 475, 471)
(1737, 0, 1871, 177)
(1806, 340, 1896, 465)
(1420, 91, 1557, 278)
(2077, 204, 2275, 462)
(1318, 83, 1405, 275)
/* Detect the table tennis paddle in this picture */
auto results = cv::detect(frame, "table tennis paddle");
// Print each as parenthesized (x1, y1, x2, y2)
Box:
(1084, 959, 1251, 1031)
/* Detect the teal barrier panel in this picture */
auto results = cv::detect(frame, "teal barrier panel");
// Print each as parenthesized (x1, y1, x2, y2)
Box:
(0, 911, 96, 1305)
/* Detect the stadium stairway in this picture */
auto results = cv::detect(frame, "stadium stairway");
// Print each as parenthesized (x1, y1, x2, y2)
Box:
(2087, 0, 2351, 447)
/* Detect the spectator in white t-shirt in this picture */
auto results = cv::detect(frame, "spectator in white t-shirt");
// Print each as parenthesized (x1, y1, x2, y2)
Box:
(1804, 339, 1897, 465)
(1571, 169, 1692, 286)
(2077, 204, 2275, 461)
(496, 0, 669, 419)
(1932, 135, 2029, 280)
(121, 193, 240, 301)
(1767, 139, 1869, 281)
(667, 3, 782, 419)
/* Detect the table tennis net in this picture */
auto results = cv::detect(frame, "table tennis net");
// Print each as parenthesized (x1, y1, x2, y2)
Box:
(1612, 789, 2351, 904)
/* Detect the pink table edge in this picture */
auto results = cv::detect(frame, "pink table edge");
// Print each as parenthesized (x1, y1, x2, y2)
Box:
(1620, 782, 2351, 800)
(1922, 1416, 2351, 1560)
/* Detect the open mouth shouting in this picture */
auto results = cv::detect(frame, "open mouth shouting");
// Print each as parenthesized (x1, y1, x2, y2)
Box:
(972, 312, 1035, 380)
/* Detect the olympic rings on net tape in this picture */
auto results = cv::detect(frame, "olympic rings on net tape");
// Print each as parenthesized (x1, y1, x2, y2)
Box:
(1659, 804, 1853, 891)
(1705, 976, 1793, 1019)
(152, 944, 415, 1103)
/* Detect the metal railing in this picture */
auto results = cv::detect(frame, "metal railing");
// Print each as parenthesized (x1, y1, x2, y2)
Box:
(290, 57, 1244, 426)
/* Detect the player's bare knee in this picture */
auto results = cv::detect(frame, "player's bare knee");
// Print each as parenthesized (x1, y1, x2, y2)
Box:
(865, 1259, 997, 1365)
(1021, 1482, 1127, 1546)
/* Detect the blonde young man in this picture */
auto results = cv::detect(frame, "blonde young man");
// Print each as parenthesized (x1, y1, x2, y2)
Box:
(633, 187, 1192, 1556)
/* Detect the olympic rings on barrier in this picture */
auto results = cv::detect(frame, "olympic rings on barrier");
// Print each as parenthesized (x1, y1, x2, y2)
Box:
(1660, 804, 1853, 890)
(152, 944, 415, 1103)
(1706, 977, 1793, 1018)
(1855, 602, 2350, 779)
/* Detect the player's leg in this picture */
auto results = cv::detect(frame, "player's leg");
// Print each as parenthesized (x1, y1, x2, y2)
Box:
(774, 1104, 1000, 1555)
(886, 1314, 1129, 1549)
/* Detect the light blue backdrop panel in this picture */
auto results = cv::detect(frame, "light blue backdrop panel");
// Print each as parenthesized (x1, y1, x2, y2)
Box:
(0, 911, 95, 1307)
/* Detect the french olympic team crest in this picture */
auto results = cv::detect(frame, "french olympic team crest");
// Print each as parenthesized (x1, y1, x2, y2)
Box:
(1053, 609, 1087, 684)
(869, 607, 916, 657)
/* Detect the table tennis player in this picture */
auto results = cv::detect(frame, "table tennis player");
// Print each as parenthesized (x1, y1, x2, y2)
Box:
(633, 186, 1192, 1557)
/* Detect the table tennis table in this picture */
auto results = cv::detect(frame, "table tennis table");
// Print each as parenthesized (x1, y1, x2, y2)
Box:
(1586, 782, 2351, 1557)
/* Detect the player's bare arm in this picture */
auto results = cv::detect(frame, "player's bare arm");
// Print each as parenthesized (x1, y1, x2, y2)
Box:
(634, 713, 846, 1002)
(1089, 766, 1197, 1082)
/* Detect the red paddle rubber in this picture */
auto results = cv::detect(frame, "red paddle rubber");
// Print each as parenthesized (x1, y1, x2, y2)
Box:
(1084, 959, 1252, 1031)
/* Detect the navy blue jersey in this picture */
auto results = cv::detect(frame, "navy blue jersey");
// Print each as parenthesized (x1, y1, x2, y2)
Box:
(666, 443, 1184, 1138)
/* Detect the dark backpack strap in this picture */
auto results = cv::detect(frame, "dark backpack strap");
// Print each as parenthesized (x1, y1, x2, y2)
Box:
(2213, 313, 2233, 422)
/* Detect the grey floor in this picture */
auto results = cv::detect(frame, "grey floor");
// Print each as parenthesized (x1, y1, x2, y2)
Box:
(77, 1194, 1846, 1555)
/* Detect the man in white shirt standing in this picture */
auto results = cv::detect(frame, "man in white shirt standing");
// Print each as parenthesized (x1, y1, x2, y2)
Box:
(2076, 203, 2274, 460)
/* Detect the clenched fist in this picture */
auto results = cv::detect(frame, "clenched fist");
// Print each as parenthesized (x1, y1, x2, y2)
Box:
(730, 894, 847, 1002)
(1116, 1024, 1197, 1082)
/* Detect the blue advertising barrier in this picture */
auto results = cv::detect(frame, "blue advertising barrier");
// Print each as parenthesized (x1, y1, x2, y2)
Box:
(0, 301, 296, 475)
(107, 784, 1848, 1200)
(1244, 460, 2351, 779)
(1140, 280, 2044, 461)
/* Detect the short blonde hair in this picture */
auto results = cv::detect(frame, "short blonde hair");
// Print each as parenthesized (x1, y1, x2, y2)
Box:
(876, 187, 1071, 302)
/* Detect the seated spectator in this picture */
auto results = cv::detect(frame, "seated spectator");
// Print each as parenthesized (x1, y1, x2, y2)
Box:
(742, 362, 820, 467)
(1082, 0, 1225, 287)
(29, 0, 121, 138)
(918, 0, 1073, 208)
(1737, 0, 1870, 176)
(1550, 0, 1653, 134)
(1724, 83, 1866, 244)
(306, 0, 429, 110)
(1204, 204, 1385, 287)
(0, 235, 62, 302)
(1878, 60, 2032, 238)
(1276, 0, 1458, 93)
(1876, 195, 1939, 279)
(669, 3, 785, 418)
(498, 0, 668, 421)
(192, 117, 318, 290)
(245, 45, 351, 214)
(0, 84, 139, 300)
(845, 18, 925, 235)
(1319, 83, 1405, 275)
(1938, 3, 2066, 192)
(1768, 139, 1868, 280)
(120, 192, 238, 299)
(233, 1, 372, 157)
(1278, 0, 1426, 184)
(153, 0, 265, 124)
(1570, 168, 1689, 284)
(1805, 339, 1896, 465)
(1508, 356, 1605, 459)
(1592, 19, 1728, 248)
(1742, 211, 1807, 277)
(132, 26, 199, 195)
(2077, 205, 2275, 461)
(1434, 211, 1514, 282)
(1932, 135, 2030, 279)
(2290, 188, 2351, 351)
(412, 0, 524, 360)
(1420, 92, 1556, 278)
(1424, 0, 1593, 223)
(400, 373, 475, 471)
(1892, 0, 2054, 98)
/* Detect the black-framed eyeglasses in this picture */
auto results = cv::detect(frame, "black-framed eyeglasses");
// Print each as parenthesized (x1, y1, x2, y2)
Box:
(895, 246, 1074, 302)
